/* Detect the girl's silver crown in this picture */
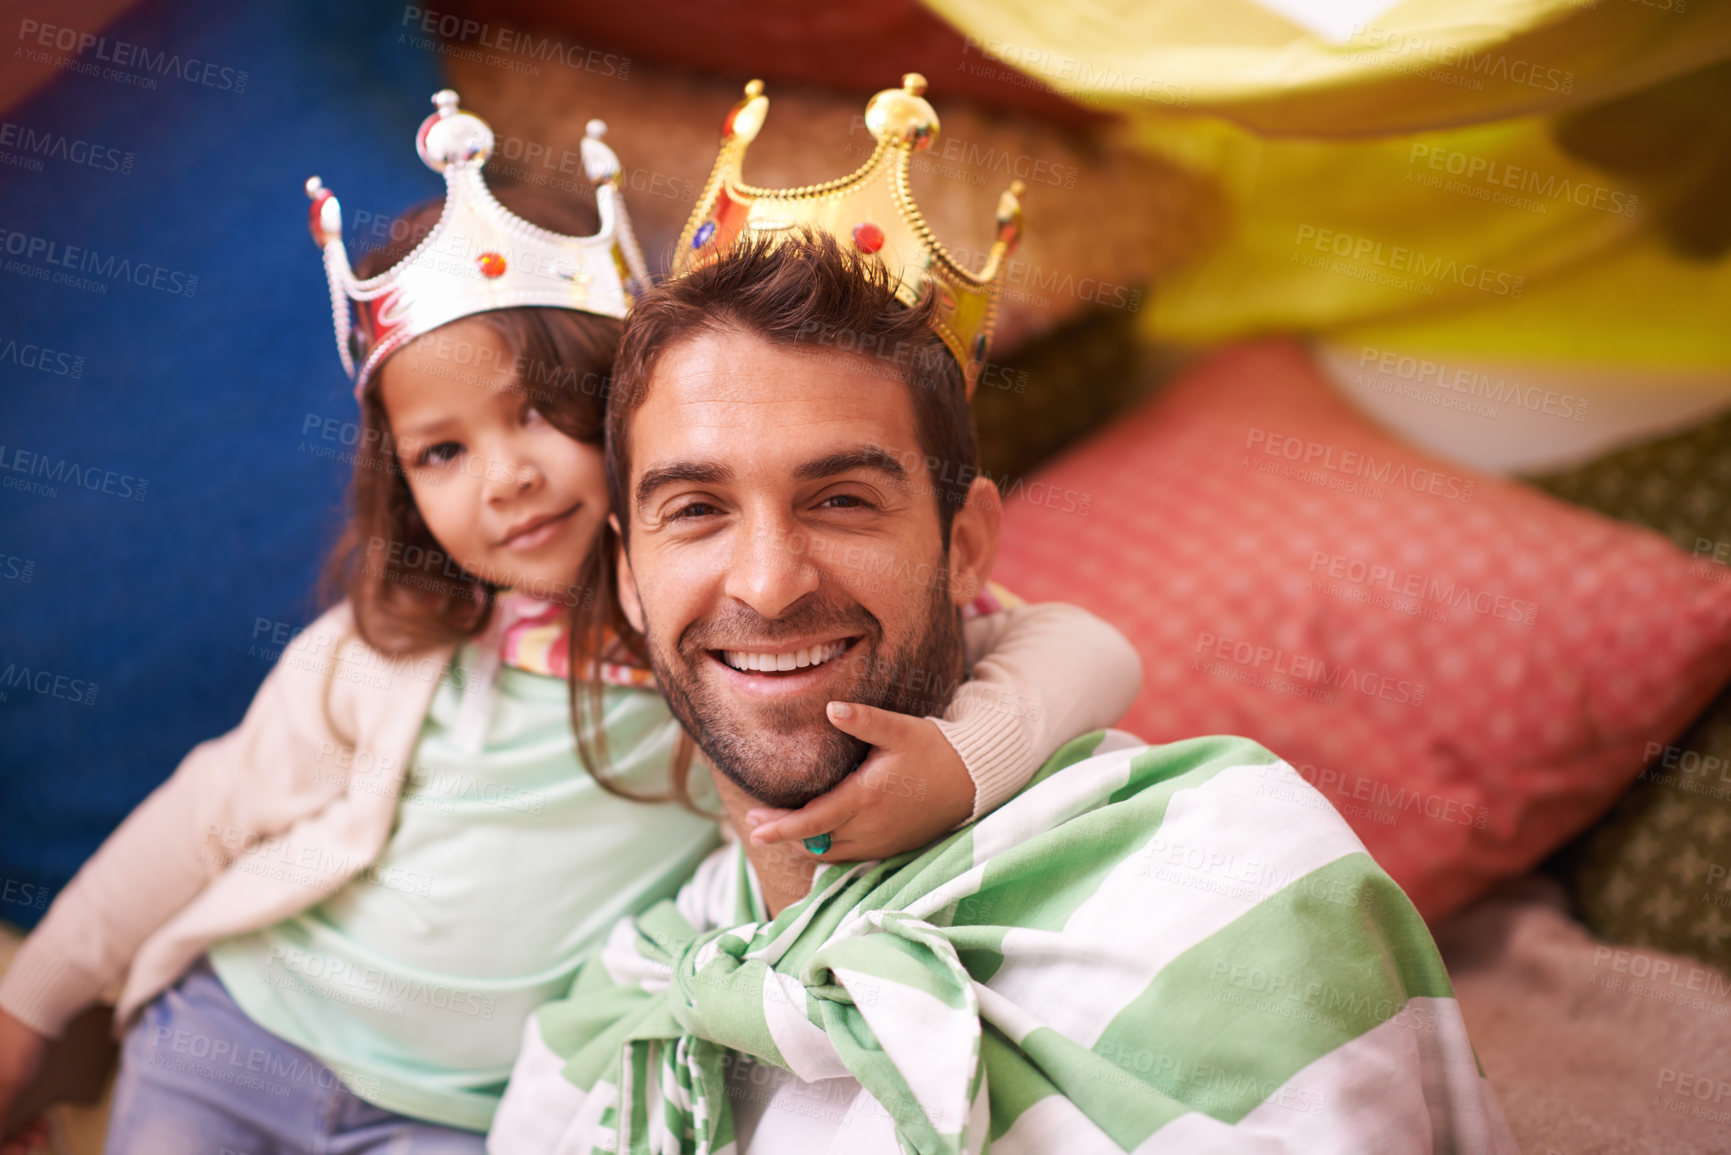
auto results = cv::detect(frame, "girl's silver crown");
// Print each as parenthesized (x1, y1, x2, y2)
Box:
(306, 89, 649, 396)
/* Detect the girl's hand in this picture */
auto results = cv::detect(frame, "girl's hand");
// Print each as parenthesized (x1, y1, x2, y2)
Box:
(0, 1009, 47, 1149)
(745, 701, 976, 861)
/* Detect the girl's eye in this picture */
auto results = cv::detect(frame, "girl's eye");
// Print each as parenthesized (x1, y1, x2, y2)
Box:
(522, 402, 545, 425)
(416, 441, 462, 467)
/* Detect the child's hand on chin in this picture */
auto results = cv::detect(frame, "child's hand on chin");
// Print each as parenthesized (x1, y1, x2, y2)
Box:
(745, 701, 976, 862)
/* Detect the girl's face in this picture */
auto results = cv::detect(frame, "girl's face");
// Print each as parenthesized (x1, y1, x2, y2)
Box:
(378, 316, 608, 600)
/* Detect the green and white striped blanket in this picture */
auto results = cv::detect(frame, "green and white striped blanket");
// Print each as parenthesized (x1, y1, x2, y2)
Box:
(489, 731, 1516, 1154)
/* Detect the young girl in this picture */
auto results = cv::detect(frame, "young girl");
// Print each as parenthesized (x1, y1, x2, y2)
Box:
(0, 93, 1141, 1153)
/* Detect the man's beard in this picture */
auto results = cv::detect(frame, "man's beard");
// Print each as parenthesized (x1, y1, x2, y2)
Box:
(644, 577, 965, 809)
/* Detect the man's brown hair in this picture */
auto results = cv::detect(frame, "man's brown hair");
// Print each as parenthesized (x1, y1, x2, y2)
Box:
(604, 228, 979, 549)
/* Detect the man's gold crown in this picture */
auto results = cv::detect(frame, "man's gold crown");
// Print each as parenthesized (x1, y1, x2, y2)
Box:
(673, 73, 1025, 399)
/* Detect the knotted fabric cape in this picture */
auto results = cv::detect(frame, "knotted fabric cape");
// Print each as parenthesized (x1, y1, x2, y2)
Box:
(490, 731, 1517, 1154)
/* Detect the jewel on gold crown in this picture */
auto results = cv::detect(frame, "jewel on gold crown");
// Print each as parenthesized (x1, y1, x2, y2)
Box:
(674, 73, 1025, 399)
(306, 89, 651, 397)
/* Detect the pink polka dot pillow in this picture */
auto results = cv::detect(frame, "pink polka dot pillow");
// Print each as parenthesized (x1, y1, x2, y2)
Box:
(994, 339, 1731, 921)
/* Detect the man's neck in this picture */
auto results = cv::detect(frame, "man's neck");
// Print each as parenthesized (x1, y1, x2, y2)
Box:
(709, 770, 820, 918)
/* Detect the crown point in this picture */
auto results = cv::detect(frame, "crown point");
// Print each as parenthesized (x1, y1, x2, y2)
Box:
(580, 124, 622, 183)
(726, 83, 770, 143)
(865, 81, 938, 150)
(418, 95, 493, 172)
(996, 182, 1025, 251)
(306, 179, 341, 247)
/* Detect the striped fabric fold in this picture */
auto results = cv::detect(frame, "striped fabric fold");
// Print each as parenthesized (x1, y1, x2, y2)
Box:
(489, 731, 1518, 1155)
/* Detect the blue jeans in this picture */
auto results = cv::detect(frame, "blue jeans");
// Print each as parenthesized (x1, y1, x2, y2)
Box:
(103, 958, 486, 1155)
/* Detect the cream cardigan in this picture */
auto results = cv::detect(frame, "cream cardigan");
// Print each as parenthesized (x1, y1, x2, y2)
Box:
(0, 600, 1140, 1037)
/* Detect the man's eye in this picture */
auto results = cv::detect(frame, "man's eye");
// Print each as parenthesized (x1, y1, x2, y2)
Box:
(821, 493, 872, 510)
(416, 441, 462, 467)
(668, 502, 718, 520)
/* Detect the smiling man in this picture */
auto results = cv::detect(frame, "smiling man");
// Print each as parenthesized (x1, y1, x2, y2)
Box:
(600, 237, 1004, 915)
(620, 318, 975, 811)
(487, 231, 1518, 1155)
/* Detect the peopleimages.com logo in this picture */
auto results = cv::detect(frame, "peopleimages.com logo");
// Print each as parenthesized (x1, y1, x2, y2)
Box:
(0, 337, 83, 378)
(1, 229, 197, 297)
(16, 19, 249, 93)
(0, 120, 134, 174)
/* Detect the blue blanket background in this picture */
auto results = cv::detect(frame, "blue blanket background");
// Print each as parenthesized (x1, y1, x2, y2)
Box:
(0, 0, 444, 928)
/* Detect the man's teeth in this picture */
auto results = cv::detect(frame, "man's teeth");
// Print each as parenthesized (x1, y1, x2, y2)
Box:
(721, 640, 848, 673)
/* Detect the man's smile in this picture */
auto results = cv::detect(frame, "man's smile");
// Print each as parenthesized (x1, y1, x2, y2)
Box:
(702, 637, 864, 701)
(717, 638, 856, 673)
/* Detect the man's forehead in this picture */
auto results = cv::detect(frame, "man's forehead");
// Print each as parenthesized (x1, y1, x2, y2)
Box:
(630, 328, 921, 464)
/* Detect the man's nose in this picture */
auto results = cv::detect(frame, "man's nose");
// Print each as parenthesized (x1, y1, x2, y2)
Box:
(723, 514, 818, 620)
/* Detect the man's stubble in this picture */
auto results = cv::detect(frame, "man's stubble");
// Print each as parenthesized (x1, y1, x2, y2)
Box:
(644, 575, 965, 809)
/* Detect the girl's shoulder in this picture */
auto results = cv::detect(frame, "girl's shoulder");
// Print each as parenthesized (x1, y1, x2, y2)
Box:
(261, 600, 455, 737)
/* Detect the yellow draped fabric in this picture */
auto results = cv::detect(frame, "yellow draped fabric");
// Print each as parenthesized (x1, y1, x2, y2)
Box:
(924, 0, 1731, 368)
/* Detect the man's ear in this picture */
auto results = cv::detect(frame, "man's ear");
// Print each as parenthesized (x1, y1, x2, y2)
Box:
(610, 513, 646, 634)
(945, 475, 1002, 607)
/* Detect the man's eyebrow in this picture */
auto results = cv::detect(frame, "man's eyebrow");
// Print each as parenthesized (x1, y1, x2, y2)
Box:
(793, 447, 909, 482)
(634, 461, 734, 512)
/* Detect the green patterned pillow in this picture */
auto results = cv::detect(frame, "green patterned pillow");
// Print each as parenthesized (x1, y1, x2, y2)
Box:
(1528, 409, 1731, 968)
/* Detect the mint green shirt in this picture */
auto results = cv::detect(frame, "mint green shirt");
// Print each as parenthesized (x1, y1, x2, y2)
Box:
(208, 646, 720, 1132)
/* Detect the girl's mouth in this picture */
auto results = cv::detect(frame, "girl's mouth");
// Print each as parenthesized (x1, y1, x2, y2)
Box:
(499, 503, 581, 552)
